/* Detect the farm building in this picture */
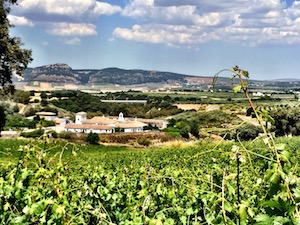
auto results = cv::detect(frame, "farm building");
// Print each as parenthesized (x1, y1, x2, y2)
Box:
(64, 112, 167, 134)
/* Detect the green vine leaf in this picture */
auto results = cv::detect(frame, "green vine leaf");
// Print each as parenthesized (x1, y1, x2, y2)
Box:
(242, 70, 249, 78)
(233, 85, 242, 94)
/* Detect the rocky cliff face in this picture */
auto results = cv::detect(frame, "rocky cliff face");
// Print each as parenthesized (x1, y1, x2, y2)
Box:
(23, 63, 80, 84)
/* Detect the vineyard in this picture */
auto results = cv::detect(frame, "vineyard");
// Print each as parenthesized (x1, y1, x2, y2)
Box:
(0, 136, 300, 224)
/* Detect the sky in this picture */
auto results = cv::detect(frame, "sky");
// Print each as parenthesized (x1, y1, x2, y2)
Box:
(7, 0, 300, 80)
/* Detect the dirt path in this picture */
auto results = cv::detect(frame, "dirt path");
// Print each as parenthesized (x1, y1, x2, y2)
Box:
(18, 103, 27, 115)
(206, 105, 220, 111)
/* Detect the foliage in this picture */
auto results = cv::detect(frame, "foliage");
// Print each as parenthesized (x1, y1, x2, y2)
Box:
(0, 105, 6, 135)
(137, 137, 151, 146)
(86, 132, 100, 145)
(4, 115, 55, 130)
(163, 127, 181, 138)
(58, 133, 71, 140)
(0, 0, 32, 90)
(52, 91, 181, 118)
(236, 124, 262, 141)
(0, 137, 300, 224)
(270, 105, 300, 136)
(24, 107, 39, 117)
(12, 104, 19, 113)
(12, 90, 30, 104)
(20, 129, 44, 138)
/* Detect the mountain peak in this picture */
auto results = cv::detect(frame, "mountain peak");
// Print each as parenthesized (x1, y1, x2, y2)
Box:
(42, 63, 72, 70)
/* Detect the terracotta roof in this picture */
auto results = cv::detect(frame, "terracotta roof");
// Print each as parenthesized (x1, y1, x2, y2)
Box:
(65, 124, 113, 130)
(82, 116, 114, 125)
(53, 118, 66, 124)
(116, 121, 147, 129)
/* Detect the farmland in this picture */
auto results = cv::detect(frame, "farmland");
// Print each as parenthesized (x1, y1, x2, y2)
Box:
(1, 70, 300, 224)
(0, 136, 300, 224)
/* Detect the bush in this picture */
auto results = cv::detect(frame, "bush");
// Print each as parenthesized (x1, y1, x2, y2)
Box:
(13, 105, 19, 113)
(20, 129, 44, 138)
(163, 127, 181, 138)
(59, 133, 71, 140)
(137, 138, 151, 146)
(236, 124, 262, 141)
(86, 132, 100, 145)
(48, 131, 58, 138)
(179, 125, 190, 139)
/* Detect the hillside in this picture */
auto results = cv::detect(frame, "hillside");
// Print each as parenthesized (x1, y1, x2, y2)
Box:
(20, 63, 300, 90)
(22, 63, 198, 85)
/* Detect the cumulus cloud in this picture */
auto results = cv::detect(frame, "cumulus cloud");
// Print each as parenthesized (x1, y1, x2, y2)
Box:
(46, 22, 97, 36)
(7, 15, 34, 27)
(9, 0, 121, 43)
(14, 0, 121, 19)
(114, 0, 300, 47)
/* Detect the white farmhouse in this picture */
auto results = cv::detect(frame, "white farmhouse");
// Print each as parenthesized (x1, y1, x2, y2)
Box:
(64, 124, 113, 134)
(64, 112, 166, 134)
(75, 112, 87, 124)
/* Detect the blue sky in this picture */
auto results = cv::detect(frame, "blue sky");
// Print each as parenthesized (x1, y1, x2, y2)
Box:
(7, 0, 300, 80)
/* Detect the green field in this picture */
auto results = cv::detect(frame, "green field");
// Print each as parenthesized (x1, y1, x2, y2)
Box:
(0, 137, 300, 224)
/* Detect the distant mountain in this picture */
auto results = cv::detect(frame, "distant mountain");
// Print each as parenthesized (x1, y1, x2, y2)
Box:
(22, 63, 213, 86)
(20, 63, 300, 90)
(274, 78, 300, 82)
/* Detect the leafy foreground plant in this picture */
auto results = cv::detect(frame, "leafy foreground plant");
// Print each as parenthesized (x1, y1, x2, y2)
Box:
(212, 66, 300, 224)
(0, 136, 111, 224)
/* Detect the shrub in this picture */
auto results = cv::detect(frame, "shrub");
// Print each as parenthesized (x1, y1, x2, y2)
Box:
(137, 138, 151, 146)
(20, 129, 44, 138)
(163, 127, 181, 138)
(236, 124, 262, 141)
(179, 125, 190, 139)
(12, 105, 19, 113)
(48, 131, 58, 138)
(59, 133, 71, 140)
(86, 132, 100, 145)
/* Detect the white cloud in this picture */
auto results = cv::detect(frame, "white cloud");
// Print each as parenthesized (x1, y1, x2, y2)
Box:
(15, 0, 121, 19)
(62, 37, 81, 45)
(7, 15, 34, 27)
(9, 0, 121, 40)
(114, 0, 300, 47)
(47, 22, 97, 36)
(93, 2, 122, 16)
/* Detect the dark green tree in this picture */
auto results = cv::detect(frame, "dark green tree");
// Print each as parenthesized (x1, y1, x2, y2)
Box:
(1, 0, 32, 90)
(190, 122, 200, 138)
(1, 0, 32, 131)
(86, 132, 100, 145)
(0, 105, 6, 136)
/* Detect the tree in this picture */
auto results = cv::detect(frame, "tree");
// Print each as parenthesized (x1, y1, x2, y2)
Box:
(1, 0, 32, 91)
(0, 105, 6, 136)
(190, 122, 200, 138)
(86, 132, 100, 145)
(1, 0, 32, 132)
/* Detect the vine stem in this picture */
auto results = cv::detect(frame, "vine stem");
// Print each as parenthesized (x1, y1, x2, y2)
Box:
(237, 70, 298, 212)
(222, 169, 227, 224)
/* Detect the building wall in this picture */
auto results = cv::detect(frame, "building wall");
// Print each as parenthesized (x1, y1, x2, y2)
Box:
(124, 127, 143, 133)
(76, 114, 86, 124)
(65, 128, 112, 134)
